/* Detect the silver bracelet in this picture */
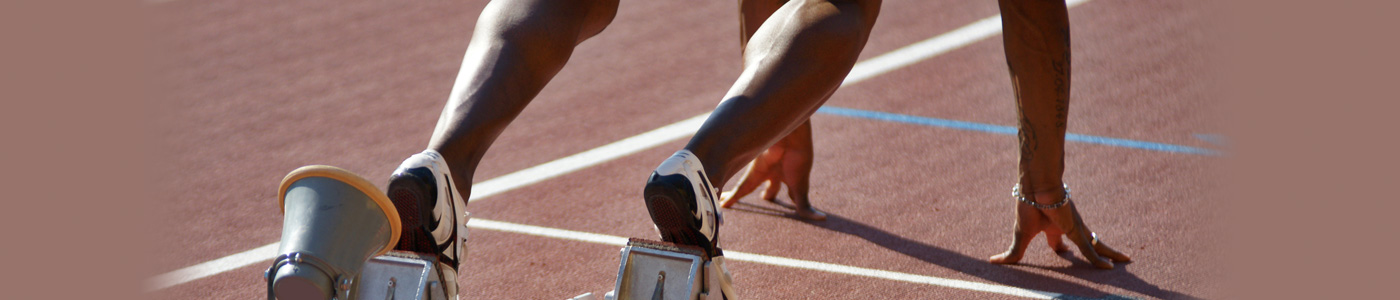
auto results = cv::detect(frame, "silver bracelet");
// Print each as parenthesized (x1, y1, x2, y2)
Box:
(1012, 183, 1071, 209)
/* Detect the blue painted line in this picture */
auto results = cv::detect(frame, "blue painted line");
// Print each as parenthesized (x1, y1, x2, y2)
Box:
(816, 106, 1221, 156)
(1194, 133, 1228, 147)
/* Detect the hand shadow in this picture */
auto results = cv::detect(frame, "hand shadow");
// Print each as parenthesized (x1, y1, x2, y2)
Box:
(726, 202, 793, 218)
(1024, 254, 1201, 300)
(726, 201, 811, 220)
(725, 206, 1201, 300)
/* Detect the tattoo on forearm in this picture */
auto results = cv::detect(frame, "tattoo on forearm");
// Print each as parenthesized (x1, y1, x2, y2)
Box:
(1018, 110, 1038, 165)
(1052, 28, 1070, 134)
(1014, 75, 1037, 165)
(1052, 59, 1068, 133)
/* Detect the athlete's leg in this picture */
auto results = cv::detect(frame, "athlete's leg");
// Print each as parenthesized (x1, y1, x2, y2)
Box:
(690, 0, 880, 185)
(643, 0, 879, 253)
(385, 0, 618, 280)
(428, 0, 619, 188)
(718, 0, 825, 221)
(719, 0, 789, 211)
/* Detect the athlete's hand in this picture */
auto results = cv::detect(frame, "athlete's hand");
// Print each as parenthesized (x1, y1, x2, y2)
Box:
(989, 190, 1131, 269)
(719, 122, 826, 221)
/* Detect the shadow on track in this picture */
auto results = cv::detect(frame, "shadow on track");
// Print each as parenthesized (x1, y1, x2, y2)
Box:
(727, 202, 1199, 300)
(727, 202, 792, 218)
(1024, 258, 1201, 300)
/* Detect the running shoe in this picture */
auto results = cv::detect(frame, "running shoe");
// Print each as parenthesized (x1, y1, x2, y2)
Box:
(386, 150, 467, 296)
(643, 150, 723, 256)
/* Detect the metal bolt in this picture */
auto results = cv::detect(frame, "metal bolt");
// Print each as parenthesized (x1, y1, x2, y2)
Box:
(337, 276, 352, 291)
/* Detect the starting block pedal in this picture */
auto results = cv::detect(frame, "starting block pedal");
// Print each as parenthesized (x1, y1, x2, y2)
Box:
(347, 251, 452, 300)
(342, 211, 468, 300)
(267, 250, 457, 300)
(604, 239, 734, 300)
(266, 165, 465, 300)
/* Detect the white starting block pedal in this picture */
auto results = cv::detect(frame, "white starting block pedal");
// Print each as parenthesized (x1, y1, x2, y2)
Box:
(604, 238, 735, 300)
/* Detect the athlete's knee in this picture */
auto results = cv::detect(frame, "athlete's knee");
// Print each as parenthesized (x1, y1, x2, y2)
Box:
(480, 0, 618, 44)
(812, 0, 881, 24)
(786, 0, 879, 54)
(797, 0, 879, 32)
(578, 0, 619, 41)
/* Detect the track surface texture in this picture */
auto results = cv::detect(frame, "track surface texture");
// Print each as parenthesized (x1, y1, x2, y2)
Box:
(149, 0, 1225, 299)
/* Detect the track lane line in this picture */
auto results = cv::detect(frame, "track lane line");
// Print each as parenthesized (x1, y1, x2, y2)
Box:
(468, 218, 1063, 299)
(468, 114, 709, 202)
(844, 0, 1089, 86)
(153, 219, 1066, 298)
(817, 106, 1221, 156)
(150, 0, 1096, 291)
(147, 243, 280, 291)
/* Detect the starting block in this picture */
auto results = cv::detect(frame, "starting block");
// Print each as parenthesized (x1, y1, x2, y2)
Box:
(347, 251, 454, 300)
(604, 239, 734, 300)
(266, 250, 458, 300)
(265, 165, 464, 300)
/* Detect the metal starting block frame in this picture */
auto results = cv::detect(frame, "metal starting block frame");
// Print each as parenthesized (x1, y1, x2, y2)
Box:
(604, 239, 728, 300)
(347, 251, 451, 300)
(341, 211, 468, 300)
(264, 250, 452, 300)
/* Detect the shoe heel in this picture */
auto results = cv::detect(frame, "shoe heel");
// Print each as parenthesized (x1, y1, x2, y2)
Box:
(386, 169, 437, 254)
(643, 173, 715, 254)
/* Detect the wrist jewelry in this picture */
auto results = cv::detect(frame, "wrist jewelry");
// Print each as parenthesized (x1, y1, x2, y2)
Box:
(1012, 183, 1071, 209)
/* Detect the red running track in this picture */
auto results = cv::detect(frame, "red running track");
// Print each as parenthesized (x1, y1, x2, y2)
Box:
(149, 0, 1225, 299)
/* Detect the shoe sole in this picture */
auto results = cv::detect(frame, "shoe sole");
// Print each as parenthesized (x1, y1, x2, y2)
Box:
(643, 172, 717, 255)
(385, 167, 441, 256)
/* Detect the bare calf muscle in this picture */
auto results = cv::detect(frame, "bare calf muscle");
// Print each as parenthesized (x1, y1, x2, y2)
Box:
(426, 0, 620, 188)
(715, 0, 877, 220)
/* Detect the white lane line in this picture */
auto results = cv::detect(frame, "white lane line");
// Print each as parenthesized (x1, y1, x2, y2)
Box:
(147, 242, 280, 291)
(143, 115, 709, 293)
(149, 0, 1095, 291)
(470, 218, 1062, 299)
(468, 114, 709, 202)
(843, 0, 1090, 86)
(468, 219, 629, 246)
(721, 252, 1059, 299)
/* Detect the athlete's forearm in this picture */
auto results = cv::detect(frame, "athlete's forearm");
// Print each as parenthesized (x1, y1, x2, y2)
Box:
(998, 0, 1071, 199)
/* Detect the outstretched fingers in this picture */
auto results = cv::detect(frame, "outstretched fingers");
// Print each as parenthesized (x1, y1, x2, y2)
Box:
(760, 179, 781, 201)
(990, 228, 1035, 264)
(990, 207, 1039, 264)
(786, 179, 825, 221)
(720, 162, 768, 208)
(1066, 225, 1113, 269)
(1092, 235, 1132, 262)
(1054, 206, 1113, 269)
(1042, 217, 1070, 253)
(1033, 194, 1129, 269)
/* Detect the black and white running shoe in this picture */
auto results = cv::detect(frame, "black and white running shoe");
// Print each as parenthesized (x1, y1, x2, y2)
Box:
(386, 150, 467, 297)
(643, 150, 723, 256)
